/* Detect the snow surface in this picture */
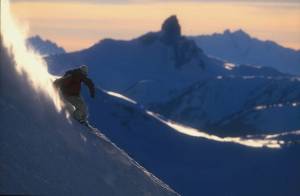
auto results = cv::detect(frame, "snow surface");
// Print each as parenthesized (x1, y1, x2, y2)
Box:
(41, 16, 300, 195)
(0, 40, 177, 196)
(2, 33, 299, 196)
(45, 16, 300, 137)
(46, 16, 233, 105)
(153, 76, 300, 135)
(190, 29, 300, 75)
(83, 87, 300, 196)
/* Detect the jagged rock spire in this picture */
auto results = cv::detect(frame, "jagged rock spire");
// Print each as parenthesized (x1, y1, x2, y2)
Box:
(161, 15, 181, 45)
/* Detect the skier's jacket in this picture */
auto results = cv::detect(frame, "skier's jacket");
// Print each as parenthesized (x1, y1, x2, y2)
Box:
(54, 68, 95, 98)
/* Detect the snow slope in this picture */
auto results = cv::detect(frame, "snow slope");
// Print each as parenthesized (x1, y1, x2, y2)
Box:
(153, 76, 300, 136)
(0, 38, 177, 196)
(3, 3, 299, 195)
(81, 87, 300, 196)
(190, 29, 300, 75)
(47, 16, 300, 136)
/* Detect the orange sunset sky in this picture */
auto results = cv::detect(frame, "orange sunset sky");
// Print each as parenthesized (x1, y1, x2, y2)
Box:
(10, 0, 300, 52)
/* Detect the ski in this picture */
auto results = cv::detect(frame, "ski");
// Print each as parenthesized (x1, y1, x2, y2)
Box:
(81, 121, 98, 133)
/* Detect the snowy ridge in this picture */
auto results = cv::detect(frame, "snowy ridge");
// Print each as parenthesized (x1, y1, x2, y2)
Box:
(0, 1, 178, 194)
(148, 110, 300, 148)
(85, 86, 300, 196)
(153, 75, 300, 135)
(0, 38, 178, 195)
(146, 111, 284, 148)
(190, 29, 300, 75)
(83, 124, 175, 194)
(47, 16, 287, 108)
(104, 91, 298, 149)
(46, 16, 300, 136)
(2, 3, 300, 195)
(0, 39, 178, 196)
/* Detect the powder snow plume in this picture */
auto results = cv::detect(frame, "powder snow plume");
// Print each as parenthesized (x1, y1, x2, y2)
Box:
(0, 0, 64, 112)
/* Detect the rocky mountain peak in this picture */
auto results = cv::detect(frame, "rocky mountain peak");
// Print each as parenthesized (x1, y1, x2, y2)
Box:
(161, 15, 182, 44)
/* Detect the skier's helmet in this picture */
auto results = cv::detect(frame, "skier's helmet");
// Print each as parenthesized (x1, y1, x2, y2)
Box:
(80, 65, 88, 75)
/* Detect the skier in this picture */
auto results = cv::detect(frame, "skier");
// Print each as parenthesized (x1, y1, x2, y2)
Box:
(54, 65, 95, 124)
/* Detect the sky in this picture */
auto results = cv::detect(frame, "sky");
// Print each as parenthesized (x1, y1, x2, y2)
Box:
(9, 0, 300, 51)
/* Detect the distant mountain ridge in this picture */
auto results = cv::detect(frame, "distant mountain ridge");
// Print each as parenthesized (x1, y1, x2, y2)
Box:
(27, 35, 65, 56)
(47, 16, 283, 104)
(3, 33, 300, 196)
(153, 76, 300, 136)
(190, 29, 300, 75)
(46, 15, 300, 136)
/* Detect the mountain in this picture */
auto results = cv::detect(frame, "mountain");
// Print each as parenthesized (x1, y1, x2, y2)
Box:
(0, 39, 177, 196)
(190, 29, 300, 75)
(27, 35, 65, 56)
(2, 12, 300, 196)
(46, 16, 285, 105)
(3, 36, 300, 196)
(79, 87, 300, 196)
(46, 15, 300, 136)
(153, 75, 300, 136)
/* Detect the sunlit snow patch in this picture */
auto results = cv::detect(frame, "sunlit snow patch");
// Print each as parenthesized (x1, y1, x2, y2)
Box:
(106, 91, 137, 104)
(254, 102, 300, 111)
(264, 130, 300, 139)
(147, 111, 286, 149)
(0, 0, 64, 112)
(224, 63, 236, 70)
(103, 90, 289, 149)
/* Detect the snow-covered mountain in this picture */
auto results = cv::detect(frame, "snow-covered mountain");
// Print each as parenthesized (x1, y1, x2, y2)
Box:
(47, 15, 227, 104)
(47, 15, 300, 136)
(47, 16, 285, 104)
(3, 36, 300, 196)
(27, 35, 65, 56)
(190, 29, 300, 75)
(0, 38, 177, 196)
(2, 13, 300, 195)
(153, 76, 300, 136)
(80, 87, 300, 196)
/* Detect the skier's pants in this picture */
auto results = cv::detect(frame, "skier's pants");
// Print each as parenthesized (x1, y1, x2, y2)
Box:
(63, 95, 87, 122)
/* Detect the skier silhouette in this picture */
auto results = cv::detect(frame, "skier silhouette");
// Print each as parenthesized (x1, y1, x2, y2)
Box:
(54, 65, 95, 124)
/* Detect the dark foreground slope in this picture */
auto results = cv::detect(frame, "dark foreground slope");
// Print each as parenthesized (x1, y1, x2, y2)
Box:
(84, 88, 300, 196)
(0, 41, 177, 195)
